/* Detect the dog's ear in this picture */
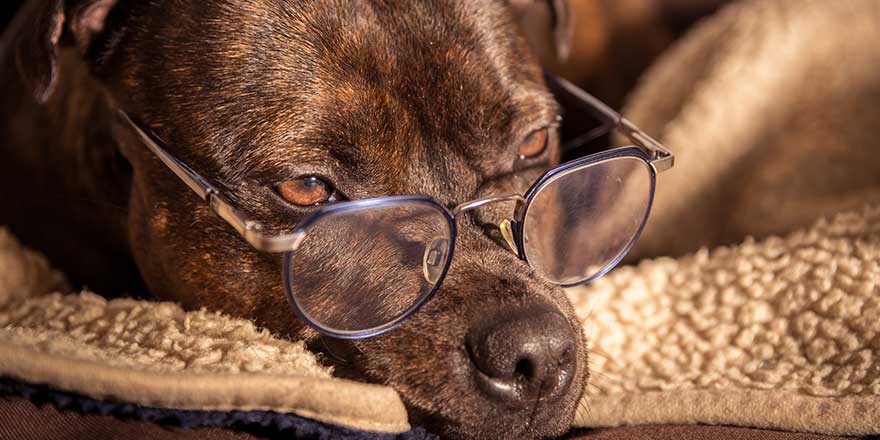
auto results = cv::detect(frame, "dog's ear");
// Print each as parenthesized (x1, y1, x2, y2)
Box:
(510, 0, 573, 62)
(15, 0, 118, 104)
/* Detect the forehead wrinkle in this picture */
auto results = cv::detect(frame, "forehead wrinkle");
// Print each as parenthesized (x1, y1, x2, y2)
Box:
(402, 144, 482, 205)
(207, 84, 343, 187)
(272, 73, 410, 196)
(139, 0, 331, 185)
(200, 1, 378, 184)
(460, 0, 524, 83)
(306, 0, 542, 196)
(298, 1, 529, 139)
(515, 89, 561, 127)
(336, 84, 413, 194)
(165, 0, 547, 200)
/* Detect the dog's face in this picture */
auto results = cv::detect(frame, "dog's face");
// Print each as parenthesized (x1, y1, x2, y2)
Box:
(18, 0, 587, 438)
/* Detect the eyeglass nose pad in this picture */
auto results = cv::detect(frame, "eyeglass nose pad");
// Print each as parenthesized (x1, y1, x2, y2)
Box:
(423, 237, 450, 284)
(498, 219, 520, 256)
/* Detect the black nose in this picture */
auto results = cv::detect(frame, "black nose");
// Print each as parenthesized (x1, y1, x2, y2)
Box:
(465, 303, 577, 407)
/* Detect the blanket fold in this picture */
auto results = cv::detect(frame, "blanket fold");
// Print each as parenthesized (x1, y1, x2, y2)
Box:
(0, 228, 412, 435)
(2, 204, 878, 436)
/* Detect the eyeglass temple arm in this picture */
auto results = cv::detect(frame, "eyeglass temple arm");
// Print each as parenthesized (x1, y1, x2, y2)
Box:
(544, 73, 675, 173)
(117, 111, 303, 253)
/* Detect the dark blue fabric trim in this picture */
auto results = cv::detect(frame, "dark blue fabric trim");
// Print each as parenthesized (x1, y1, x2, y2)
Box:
(0, 378, 438, 440)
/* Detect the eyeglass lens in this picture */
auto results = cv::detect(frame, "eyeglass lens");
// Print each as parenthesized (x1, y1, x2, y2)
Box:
(522, 156, 653, 285)
(285, 201, 453, 335)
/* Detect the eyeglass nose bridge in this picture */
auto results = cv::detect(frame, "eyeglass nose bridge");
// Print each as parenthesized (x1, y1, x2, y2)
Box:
(452, 193, 526, 256)
(452, 193, 526, 215)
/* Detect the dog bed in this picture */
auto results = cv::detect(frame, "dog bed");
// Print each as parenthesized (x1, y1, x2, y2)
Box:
(2, 0, 879, 437)
(2, 202, 879, 437)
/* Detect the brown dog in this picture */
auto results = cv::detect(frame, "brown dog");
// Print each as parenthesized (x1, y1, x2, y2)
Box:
(2, 1, 586, 439)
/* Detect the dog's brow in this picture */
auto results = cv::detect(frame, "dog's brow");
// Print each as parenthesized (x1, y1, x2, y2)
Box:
(517, 89, 560, 124)
(323, 142, 362, 171)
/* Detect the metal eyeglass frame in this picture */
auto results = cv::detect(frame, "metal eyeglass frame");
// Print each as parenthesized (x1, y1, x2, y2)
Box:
(118, 72, 674, 339)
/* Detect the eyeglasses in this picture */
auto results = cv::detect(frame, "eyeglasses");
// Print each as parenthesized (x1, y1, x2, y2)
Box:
(119, 73, 673, 339)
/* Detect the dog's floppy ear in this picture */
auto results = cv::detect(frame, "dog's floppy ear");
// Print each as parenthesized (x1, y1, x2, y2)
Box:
(15, 0, 118, 104)
(510, 0, 573, 62)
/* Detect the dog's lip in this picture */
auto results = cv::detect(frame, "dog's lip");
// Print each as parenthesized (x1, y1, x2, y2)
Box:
(412, 362, 574, 440)
(468, 357, 572, 410)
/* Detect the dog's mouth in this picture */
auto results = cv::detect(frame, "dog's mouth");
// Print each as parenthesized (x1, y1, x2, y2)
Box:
(417, 319, 585, 440)
(313, 298, 587, 440)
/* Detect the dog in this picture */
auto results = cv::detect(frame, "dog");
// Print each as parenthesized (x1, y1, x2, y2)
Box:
(1, 1, 587, 438)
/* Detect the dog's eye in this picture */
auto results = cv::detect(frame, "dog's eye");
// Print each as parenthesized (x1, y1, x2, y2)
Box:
(275, 176, 337, 206)
(517, 128, 549, 159)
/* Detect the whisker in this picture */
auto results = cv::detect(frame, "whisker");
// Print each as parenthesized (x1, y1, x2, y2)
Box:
(575, 396, 594, 423)
(590, 347, 623, 369)
(585, 381, 606, 393)
(588, 365, 622, 387)
(588, 350, 611, 361)
(581, 306, 597, 322)
(589, 370, 620, 384)
(574, 403, 588, 421)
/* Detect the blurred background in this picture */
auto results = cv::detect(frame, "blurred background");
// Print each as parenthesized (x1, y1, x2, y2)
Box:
(5, 0, 880, 288)
(0, 0, 732, 166)
(1, 2, 19, 31)
(1, 0, 732, 109)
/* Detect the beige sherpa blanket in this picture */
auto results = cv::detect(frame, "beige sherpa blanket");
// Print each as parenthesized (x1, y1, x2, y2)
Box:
(572, 206, 880, 434)
(625, 0, 880, 259)
(0, 228, 410, 434)
(2, 202, 879, 435)
(2, 0, 879, 436)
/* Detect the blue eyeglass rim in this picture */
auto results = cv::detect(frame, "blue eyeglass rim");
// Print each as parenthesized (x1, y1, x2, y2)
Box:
(282, 146, 656, 339)
(281, 195, 458, 340)
(513, 145, 658, 288)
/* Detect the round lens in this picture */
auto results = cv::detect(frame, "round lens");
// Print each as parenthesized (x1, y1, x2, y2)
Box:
(522, 155, 653, 285)
(284, 200, 453, 337)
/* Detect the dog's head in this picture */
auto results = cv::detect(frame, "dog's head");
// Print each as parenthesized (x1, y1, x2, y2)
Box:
(16, 0, 586, 438)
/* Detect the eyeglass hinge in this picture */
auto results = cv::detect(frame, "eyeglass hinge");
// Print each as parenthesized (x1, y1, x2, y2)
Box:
(619, 118, 675, 173)
(649, 152, 674, 174)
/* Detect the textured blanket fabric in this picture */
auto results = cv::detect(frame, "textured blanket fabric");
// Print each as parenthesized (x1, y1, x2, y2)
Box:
(0, 228, 411, 436)
(2, 207, 879, 435)
(566, 0, 880, 433)
(569, 206, 880, 434)
(623, 0, 880, 259)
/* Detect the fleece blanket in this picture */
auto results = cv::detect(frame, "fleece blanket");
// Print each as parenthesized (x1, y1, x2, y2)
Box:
(623, 0, 880, 259)
(575, 0, 880, 433)
(2, 202, 879, 436)
(1, 0, 879, 436)
(0, 229, 410, 436)
(571, 206, 880, 434)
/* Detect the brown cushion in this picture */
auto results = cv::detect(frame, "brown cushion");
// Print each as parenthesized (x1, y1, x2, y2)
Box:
(2, 394, 871, 440)
(0, 396, 259, 440)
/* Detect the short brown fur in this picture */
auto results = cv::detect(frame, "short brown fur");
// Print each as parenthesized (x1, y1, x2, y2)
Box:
(1, 1, 587, 438)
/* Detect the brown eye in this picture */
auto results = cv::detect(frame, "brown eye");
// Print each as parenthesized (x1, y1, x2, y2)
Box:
(517, 128, 549, 159)
(276, 176, 336, 206)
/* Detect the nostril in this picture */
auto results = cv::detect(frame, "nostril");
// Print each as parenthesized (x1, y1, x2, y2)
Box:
(514, 358, 535, 381)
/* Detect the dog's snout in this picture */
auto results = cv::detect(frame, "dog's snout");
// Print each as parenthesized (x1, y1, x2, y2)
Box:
(465, 303, 577, 407)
